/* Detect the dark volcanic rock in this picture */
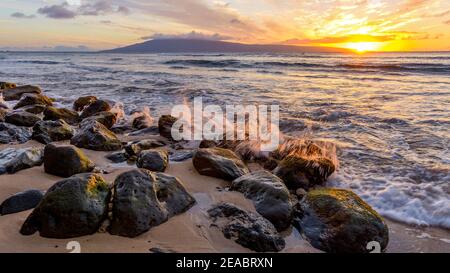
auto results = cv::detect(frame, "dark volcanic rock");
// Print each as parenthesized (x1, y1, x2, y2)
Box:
(0, 82, 16, 90)
(0, 122, 31, 144)
(193, 148, 249, 180)
(43, 144, 95, 177)
(158, 115, 177, 140)
(13, 93, 53, 110)
(44, 106, 80, 125)
(273, 155, 335, 191)
(5, 110, 41, 127)
(73, 96, 97, 111)
(294, 188, 389, 253)
(70, 121, 122, 151)
(0, 189, 44, 215)
(32, 119, 74, 144)
(132, 115, 152, 130)
(208, 203, 285, 252)
(2, 85, 41, 101)
(80, 100, 111, 119)
(21, 104, 47, 114)
(105, 151, 129, 163)
(125, 139, 167, 156)
(0, 108, 7, 121)
(231, 170, 293, 231)
(136, 149, 169, 172)
(81, 111, 117, 129)
(169, 150, 194, 162)
(109, 169, 195, 237)
(0, 147, 44, 174)
(127, 126, 159, 136)
(20, 173, 110, 238)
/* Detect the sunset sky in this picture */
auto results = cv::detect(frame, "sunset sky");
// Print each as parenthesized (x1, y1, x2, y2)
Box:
(1, 0, 449, 52)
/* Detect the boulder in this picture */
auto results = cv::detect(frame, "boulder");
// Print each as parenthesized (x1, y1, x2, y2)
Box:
(0, 108, 7, 122)
(2, 85, 41, 101)
(0, 189, 44, 215)
(169, 150, 194, 162)
(132, 115, 151, 130)
(158, 115, 177, 140)
(13, 93, 53, 110)
(5, 110, 41, 127)
(105, 151, 129, 163)
(32, 119, 74, 144)
(208, 203, 285, 252)
(273, 155, 335, 191)
(20, 173, 110, 238)
(124, 139, 166, 156)
(44, 106, 80, 125)
(81, 111, 117, 129)
(21, 104, 47, 114)
(0, 82, 16, 90)
(43, 144, 95, 177)
(80, 100, 111, 119)
(0, 122, 31, 144)
(109, 169, 195, 237)
(0, 147, 44, 174)
(73, 96, 97, 111)
(70, 121, 122, 151)
(136, 149, 169, 172)
(231, 170, 293, 230)
(294, 188, 389, 253)
(193, 148, 249, 180)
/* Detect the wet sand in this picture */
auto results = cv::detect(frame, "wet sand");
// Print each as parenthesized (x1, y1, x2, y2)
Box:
(0, 140, 449, 253)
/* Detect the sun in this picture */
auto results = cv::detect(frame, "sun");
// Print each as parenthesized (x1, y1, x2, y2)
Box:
(341, 42, 382, 53)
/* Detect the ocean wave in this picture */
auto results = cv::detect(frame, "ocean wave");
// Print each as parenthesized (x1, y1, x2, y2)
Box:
(164, 59, 244, 68)
(18, 60, 60, 65)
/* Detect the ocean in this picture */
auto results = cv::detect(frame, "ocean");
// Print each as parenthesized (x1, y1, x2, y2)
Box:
(1, 51, 449, 229)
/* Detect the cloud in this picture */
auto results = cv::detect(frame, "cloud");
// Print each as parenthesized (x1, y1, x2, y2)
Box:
(142, 31, 232, 41)
(38, 3, 77, 19)
(11, 12, 36, 19)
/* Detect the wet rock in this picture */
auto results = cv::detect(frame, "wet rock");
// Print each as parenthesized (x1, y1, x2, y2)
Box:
(43, 144, 95, 177)
(169, 150, 194, 162)
(81, 111, 117, 129)
(273, 155, 335, 191)
(105, 151, 129, 163)
(0, 82, 16, 90)
(294, 188, 389, 253)
(5, 110, 41, 127)
(2, 85, 41, 101)
(158, 115, 177, 140)
(73, 96, 97, 111)
(13, 93, 53, 110)
(199, 140, 218, 148)
(20, 173, 110, 238)
(80, 100, 111, 119)
(208, 203, 285, 252)
(132, 115, 152, 130)
(0, 108, 7, 121)
(193, 148, 249, 180)
(0, 122, 31, 144)
(21, 104, 47, 114)
(109, 169, 195, 237)
(127, 126, 159, 136)
(0, 101, 8, 110)
(231, 170, 293, 231)
(0, 147, 44, 174)
(0, 189, 44, 215)
(44, 106, 80, 125)
(124, 139, 166, 156)
(32, 119, 74, 144)
(71, 121, 122, 151)
(136, 149, 169, 172)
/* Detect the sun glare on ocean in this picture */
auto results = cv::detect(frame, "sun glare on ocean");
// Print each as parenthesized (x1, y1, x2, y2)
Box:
(341, 42, 382, 53)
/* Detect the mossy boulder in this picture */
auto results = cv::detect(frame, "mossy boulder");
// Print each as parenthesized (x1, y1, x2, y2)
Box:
(231, 170, 293, 231)
(294, 188, 389, 253)
(158, 115, 177, 140)
(32, 119, 74, 144)
(80, 100, 111, 119)
(193, 148, 249, 180)
(2, 85, 41, 101)
(71, 121, 122, 151)
(273, 155, 335, 190)
(136, 149, 169, 172)
(124, 139, 166, 156)
(43, 144, 95, 177)
(20, 173, 110, 238)
(5, 110, 41, 127)
(73, 96, 97, 111)
(44, 106, 80, 125)
(13, 93, 53, 110)
(21, 104, 47, 114)
(109, 169, 195, 237)
(81, 111, 117, 129)
(0, 122, 31, 144)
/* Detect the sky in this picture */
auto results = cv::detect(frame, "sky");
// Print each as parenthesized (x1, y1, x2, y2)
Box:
(0, 0, 449, 52)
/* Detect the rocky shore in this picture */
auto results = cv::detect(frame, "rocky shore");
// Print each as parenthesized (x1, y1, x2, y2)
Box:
(0, 82, 449, 253)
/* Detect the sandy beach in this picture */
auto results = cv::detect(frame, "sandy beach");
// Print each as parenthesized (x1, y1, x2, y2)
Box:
(1, 138, 449, 253)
